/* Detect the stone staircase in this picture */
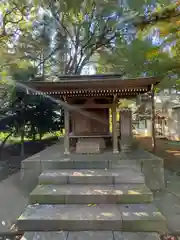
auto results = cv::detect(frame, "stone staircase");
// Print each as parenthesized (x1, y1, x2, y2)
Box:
(17, 158, 167, 240)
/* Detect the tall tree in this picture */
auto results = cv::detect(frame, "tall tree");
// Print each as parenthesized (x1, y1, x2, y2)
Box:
(0, 0, 36, 81)
(1, 0, 175, 80)
(37, 0, 139, 75)
(135, 1, 180, 89)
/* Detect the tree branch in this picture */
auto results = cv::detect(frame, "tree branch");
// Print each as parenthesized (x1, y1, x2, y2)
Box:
(49, 5, 76, 46)
(81, 2, 96, 50)
(134, 5, 180, 28)
(36, 46, 61, 68)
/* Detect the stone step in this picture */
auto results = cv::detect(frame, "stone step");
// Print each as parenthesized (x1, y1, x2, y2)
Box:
(17, 204, 167, 233)
(29, 184, 153, 204)
(37, 159, 141, 171)
(39, 169, 144, 185)
(21, 231, 161, 240)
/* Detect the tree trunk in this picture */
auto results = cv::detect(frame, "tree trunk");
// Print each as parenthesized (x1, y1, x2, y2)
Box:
(31, 125, 36, 141)
(20, 128, 25, 157)
(42, 52, 45, 78)
(33, 133, 36, 141)
(39, 132, 43, 140)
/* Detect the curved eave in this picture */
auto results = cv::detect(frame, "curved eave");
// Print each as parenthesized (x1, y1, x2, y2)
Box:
(20, 76, 160, 97)
(29, 88, 149, 98)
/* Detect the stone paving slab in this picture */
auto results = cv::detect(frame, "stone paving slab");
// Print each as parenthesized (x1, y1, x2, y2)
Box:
(39, 169, 144, 185)
(21, 231, 160, 240)
(119, 204, 167, 233)
(153, 191, 180, 216)
(114, 232, 160, 240)
(17, 204, 166, 232)
(166, 176, 180, 199)
(0, 172, 28, 233)
(29, 184, 152, 204)
(166, 214, 180, 234)
(68, 231, 113, 240)
(21, 231, 68, 240)
(153, 190, 180, 234)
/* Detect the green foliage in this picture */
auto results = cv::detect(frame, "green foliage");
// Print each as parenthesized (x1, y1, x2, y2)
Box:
(0, 0, 36, 84)
(134, 1, 180, 89)
(96, 0, 180, 91)
(97, 38, 170, 77)
(0, 89, 64, 141)
(126, 0, 154, 12)
(9, 63, 38, 81)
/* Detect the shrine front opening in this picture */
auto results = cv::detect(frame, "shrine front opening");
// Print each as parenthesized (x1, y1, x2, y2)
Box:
(26, 74, 159, 154)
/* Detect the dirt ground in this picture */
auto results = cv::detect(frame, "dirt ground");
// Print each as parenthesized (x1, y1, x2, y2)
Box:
(136, 136, 180, 172)
(0, 137, 58, 178)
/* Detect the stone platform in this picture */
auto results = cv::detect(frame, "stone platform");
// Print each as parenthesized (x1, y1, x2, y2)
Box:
(21, 142, 165, 191)
(17, 142, 167, 239)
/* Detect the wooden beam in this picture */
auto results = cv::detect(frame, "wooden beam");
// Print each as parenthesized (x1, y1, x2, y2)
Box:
(72, 104, 113, 109)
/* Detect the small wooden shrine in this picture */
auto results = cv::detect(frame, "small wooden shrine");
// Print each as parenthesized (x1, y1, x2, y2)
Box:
(25, 74, 159, 154)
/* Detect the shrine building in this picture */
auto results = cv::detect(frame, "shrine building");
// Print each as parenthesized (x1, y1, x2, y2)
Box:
(25, 74, 159, 154)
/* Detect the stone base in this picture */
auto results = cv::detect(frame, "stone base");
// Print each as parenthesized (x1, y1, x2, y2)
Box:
(120, 141, 132, 153)
(120, 137, 132, 153)
(76, 138, 105, 154)
(121, 144, 132, 153)
(113, 150, 119, 154)
(141, 157, 165, 191)
(64, 150, 70, 155)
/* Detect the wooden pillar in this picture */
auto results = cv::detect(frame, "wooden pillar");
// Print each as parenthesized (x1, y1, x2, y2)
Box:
(112, 103, 119, 154)
(64, 108, 70, 155)
(151, 84, 156, 152)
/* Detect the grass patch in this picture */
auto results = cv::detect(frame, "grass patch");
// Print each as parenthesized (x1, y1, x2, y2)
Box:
(0, 131, 63, 144)
(164, 140, 180, 145)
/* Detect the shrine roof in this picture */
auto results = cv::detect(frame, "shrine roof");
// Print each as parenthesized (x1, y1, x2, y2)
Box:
(24, 74, 160, 98)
